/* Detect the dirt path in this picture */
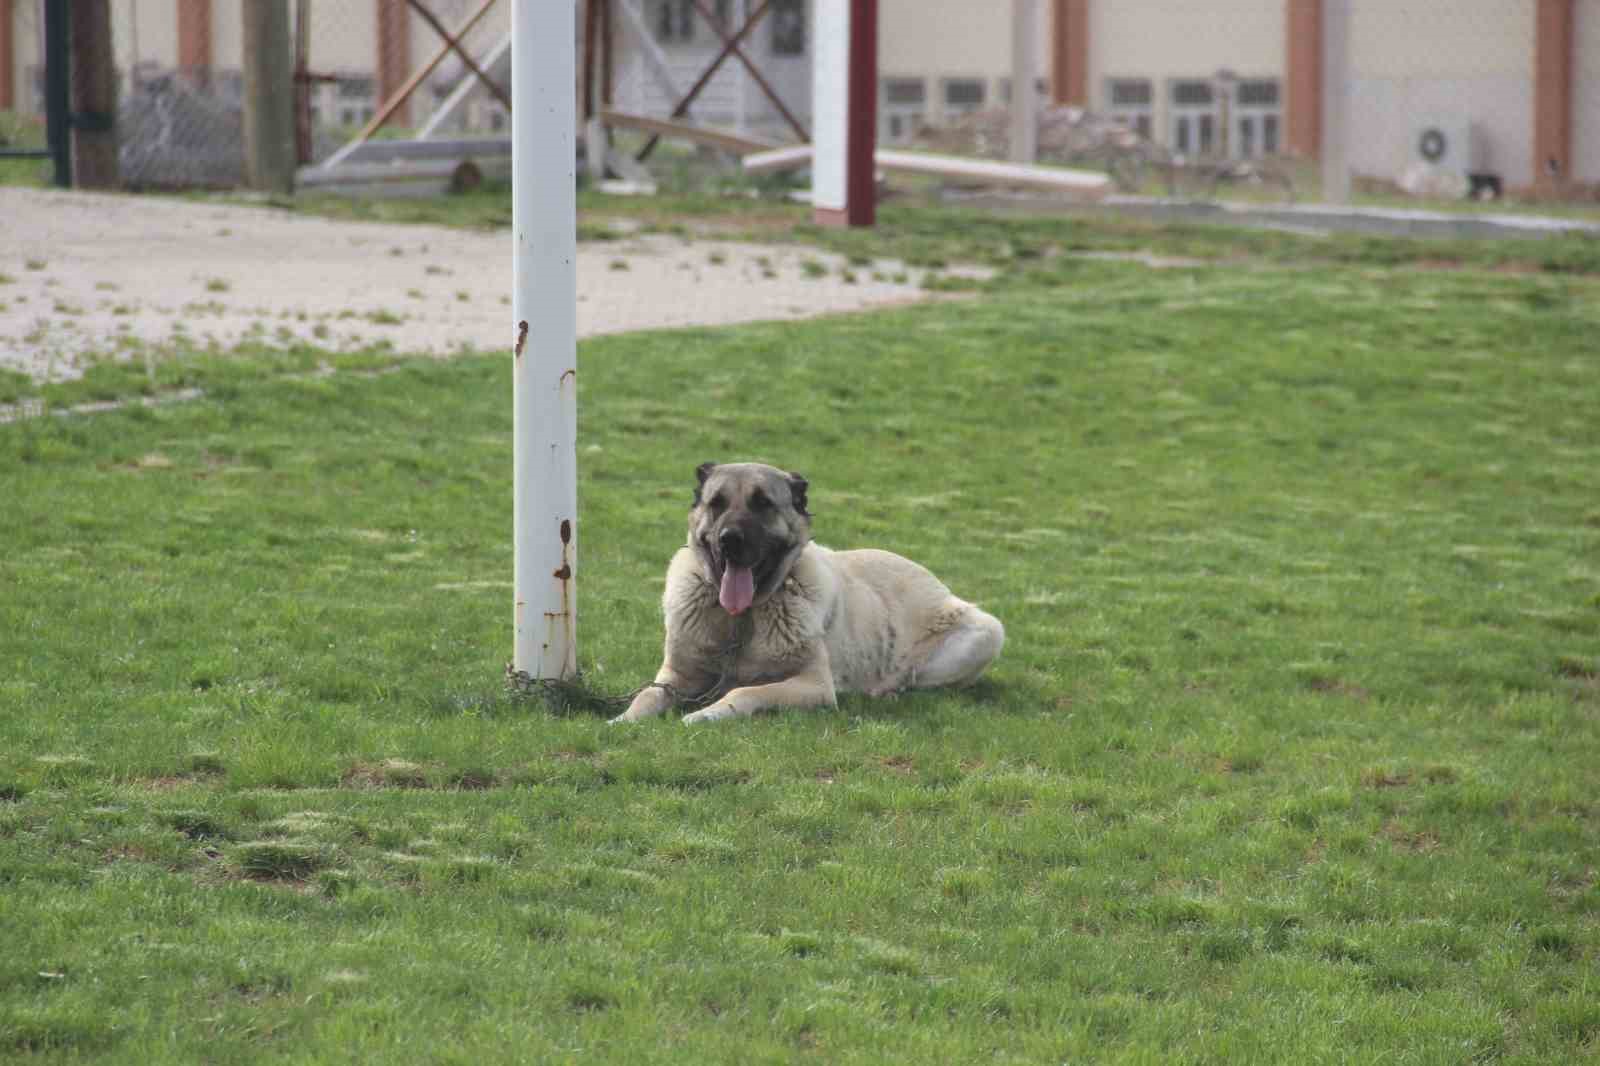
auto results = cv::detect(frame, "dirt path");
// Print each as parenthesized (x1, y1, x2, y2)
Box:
(0, 187, 937, 381)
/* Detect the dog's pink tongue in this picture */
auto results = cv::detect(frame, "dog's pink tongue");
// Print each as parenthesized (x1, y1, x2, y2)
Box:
(719, 565, 755, 615)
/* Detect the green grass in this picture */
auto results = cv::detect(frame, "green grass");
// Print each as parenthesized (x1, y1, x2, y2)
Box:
(3, 257, 1599, 1062)
(262, 181, 1600, 281)
(0, 111, 50, 187)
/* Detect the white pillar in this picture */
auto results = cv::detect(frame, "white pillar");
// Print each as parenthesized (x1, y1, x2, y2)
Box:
(811, 0, 849, 218)
(1010, 0, 1037, 163)
(512, 0, 578, 680)
(1321, 0, 1350, 203)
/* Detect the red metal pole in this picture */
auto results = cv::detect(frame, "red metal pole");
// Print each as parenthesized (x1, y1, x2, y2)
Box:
(845, 0, 877, 226)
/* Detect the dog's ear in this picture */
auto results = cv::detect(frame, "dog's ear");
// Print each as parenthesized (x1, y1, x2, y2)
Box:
(787, 472, 810, 517)
(693, 461, 718, 506)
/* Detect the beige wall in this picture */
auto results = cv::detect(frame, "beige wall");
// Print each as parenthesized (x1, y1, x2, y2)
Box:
(1089, 0, 1283, 101)
(877, 0, 1050, 123)
(1577, 0, 1600, 181)
(1348, 0, 1535, 185)
(7, 0, 40, 115)
(112, 3, 179, 78)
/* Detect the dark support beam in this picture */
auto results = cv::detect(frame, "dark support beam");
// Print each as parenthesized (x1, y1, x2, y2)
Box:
(44, 0, 71, 187)
(583, 0, 598, 120)
(68, 0, 118, 189)
(844, 0, 877, 226)
(600, 0, 613, 107)
(0, 0, 15, 112)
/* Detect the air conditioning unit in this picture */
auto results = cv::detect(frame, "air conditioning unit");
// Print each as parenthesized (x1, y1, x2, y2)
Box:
(1412, 119, 1487, 175)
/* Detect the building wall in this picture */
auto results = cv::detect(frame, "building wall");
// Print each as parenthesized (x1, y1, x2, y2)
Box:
(1348, 0, 1535, 186)
(877, 0, 1050, 127)
(1576, 0, 1600, 181)
(112, 3, 181, 86)
(1086, 0, 1283, 154)
(1089, 0, 1282, 98)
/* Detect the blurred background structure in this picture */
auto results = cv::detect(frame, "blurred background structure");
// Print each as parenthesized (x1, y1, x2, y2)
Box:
(0, 0, 1597, 203)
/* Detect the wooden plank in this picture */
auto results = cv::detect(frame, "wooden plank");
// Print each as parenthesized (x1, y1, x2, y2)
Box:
(599, 109, 779, 156)
(743, 143, 1111, 197)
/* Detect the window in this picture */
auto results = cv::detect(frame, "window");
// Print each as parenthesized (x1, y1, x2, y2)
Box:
(942, 78, 986, 117)
(338, 75, 375, 100)
(880, 77, 926, 145)
(771, 0, 805, 56)
(657, 0, 694, 42)
(1169, 79, 1216, 157)
(1106, 77, 1153, 140)
(1231, 78, 1281, 158)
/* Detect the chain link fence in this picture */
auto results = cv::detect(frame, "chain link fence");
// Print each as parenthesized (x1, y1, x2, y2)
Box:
(0, 1, 518, 190)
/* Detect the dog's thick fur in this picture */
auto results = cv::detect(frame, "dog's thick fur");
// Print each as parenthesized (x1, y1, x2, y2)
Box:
(614, 462, 1004, 725)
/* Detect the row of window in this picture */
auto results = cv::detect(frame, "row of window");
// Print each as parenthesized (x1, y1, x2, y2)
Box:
(655, 0, 806, 56)
(881, 74, 1283, 158)
(1108, 77, 1280, 157)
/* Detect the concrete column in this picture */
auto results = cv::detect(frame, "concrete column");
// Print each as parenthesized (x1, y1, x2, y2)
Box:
(1284, 0, 1321, 159)
(177, 0, 212, 88)
(1533, 0, 1574, 187)
(1051, 0, 1087, 106)
(1320, 0, 1349, 203)
(377, 0, 413, 127)
(1011, 0, 1038, 162)
(242, 0, 296, 195)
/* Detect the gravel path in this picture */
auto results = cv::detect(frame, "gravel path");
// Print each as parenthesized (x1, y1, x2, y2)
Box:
(0, 187, 938, 381)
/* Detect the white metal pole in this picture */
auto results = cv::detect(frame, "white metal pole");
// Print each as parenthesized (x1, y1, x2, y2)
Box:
(512, 0, 578, 680)
(1010, 0, 1037, 164)
(1321, 0, 1350, 203)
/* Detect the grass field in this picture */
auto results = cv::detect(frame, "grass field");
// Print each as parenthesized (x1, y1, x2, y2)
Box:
(3, 232, 1599, 1062)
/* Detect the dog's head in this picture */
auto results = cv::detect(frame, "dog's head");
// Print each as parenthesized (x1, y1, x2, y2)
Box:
(688, 461, 811, 616)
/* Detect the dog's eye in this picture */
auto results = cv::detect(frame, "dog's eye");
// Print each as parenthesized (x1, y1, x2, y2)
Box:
(707, 494, 727, 513)
(748, 491, 771, 511)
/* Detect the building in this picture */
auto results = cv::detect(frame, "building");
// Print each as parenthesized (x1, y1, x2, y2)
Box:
(3, 1, 1595, 189)
(932, 0, 1597, 190)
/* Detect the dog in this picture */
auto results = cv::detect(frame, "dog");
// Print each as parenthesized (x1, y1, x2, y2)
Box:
(613, 462, 1004, 725)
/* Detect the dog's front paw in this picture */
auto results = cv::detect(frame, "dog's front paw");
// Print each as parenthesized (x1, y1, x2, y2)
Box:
(681, 701, 740, 725)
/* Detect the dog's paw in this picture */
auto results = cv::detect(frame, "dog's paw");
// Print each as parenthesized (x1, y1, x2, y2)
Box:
(681, 702, 739, 725)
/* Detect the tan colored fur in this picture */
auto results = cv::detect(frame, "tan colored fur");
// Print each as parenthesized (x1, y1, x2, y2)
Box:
(615, 463, 1004, 725)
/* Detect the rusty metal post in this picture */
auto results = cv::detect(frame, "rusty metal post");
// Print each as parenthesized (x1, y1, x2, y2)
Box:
(512, 0, 578, 681)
